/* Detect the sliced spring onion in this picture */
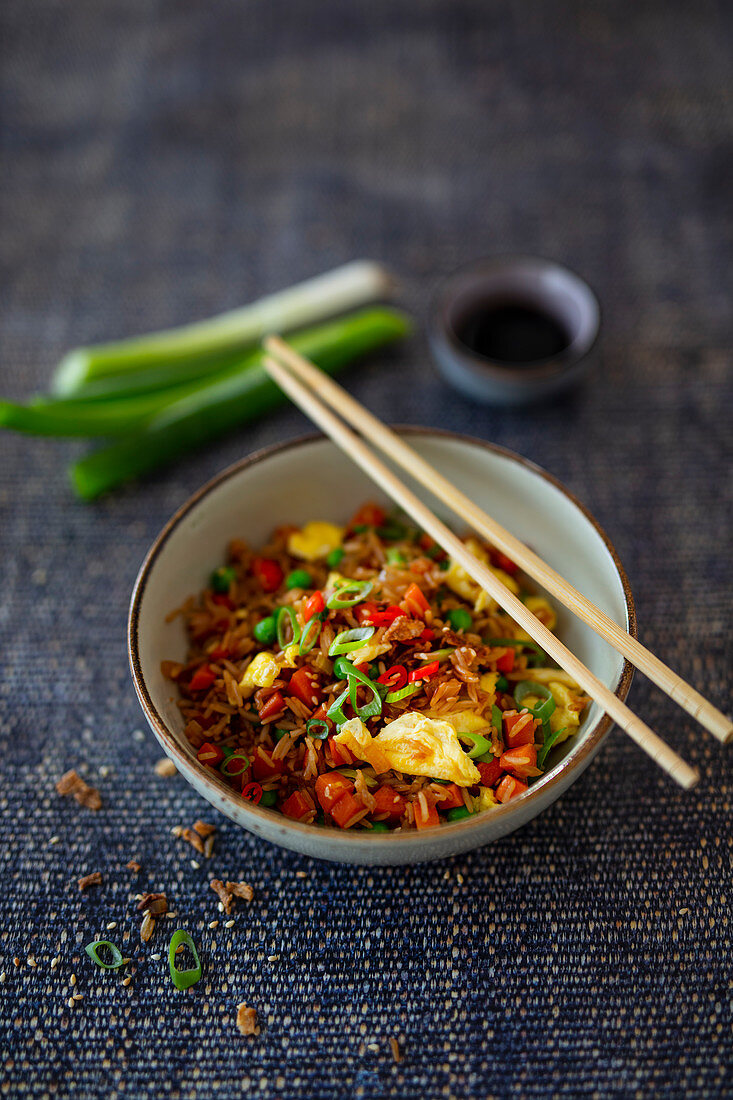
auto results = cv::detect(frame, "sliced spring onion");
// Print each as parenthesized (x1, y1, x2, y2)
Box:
(326, 579, 373, 609)
(168, 929, 202, 990)
(333, 655, 356, 680)
(326, 687, 350, 727)
(220, 753, 250, 777)
(413, 647, 454, 662)
(347, 665, 383, 721)
(457, 731, 492, 758)
(446, 607, 472, 631)
(305, 718, 331, 740)
(537, 726, 568, 768)
(385, 547, 407, 566)
(446, 806, 473, 821)
(514, 680, 556, 726)
(298, 616, 322, 655)
(491, 704, 504, 733)
(85, 940, 127, 969)
(276, 606, 301, 649)
(375, 522, 408, 540)
(328, 626, 375, 656)
(385, 682, 422, 704)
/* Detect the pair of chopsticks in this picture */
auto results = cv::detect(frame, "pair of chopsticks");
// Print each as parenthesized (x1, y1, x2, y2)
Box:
(262, 335, 732, 789)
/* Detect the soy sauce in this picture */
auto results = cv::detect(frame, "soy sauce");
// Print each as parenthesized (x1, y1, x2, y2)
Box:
(455, 301, 571, 366)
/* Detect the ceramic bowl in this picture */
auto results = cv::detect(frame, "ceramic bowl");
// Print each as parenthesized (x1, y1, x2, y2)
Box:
(128, 430, 635, 865)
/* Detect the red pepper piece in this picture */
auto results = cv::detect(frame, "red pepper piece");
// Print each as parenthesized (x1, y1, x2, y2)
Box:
(303, 590, 325, 622)
(241, 781, 263, 804)
(197, 742, 224, 767)
(251, 557, 283, 593)
(491, 549, 519, 575)
(209, 644, 230, 660)
(407, 660, 440, 683)
(189, 666, 217, 692)
(212, 594, 234, 609)
(377, 664, 408, 690)
(495, 647, 515, 673)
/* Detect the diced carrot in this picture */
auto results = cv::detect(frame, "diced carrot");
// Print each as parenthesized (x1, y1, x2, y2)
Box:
(403, 582, 431, 620)
(315, 772, 354, 814)
(251, 745, 285, 781)
(414, 795, 440, 830)
(495, 648, 515, 673)
(303, 591, 325, 622)
(189, 666, 217, 692)
(372, 786, 407, 819)
(500, 743, 538, 778)
(330, 792, 367, 829)
(197, 742, 224, 766)
(329, 737, 354, 766)
(477, 759, 504, 786)
(503, 709, 537, 747)
(437, 783, 464, 810)
(350, 503, 386, 528)
(258, 691, 285, 722)
(280, 790, 313, 822)
(289, 667, 321, 709)
(495, 775, 528, 802)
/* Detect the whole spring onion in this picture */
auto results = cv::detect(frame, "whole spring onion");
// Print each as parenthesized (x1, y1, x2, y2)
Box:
(276, 606, 301, 649)
(85, 940, 127, 969)
(168, 930, 202, 991)
(326, 579, 373, 610)
(328, 626, 375, 656)
(53, 260, 393, 395)
(70, 307, 410, 499)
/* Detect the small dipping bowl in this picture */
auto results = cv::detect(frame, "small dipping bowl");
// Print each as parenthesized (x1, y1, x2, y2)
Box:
(428, 256, 600, 406)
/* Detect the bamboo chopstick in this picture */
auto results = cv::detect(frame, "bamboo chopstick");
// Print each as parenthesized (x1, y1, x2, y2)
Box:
(261, 347, 699, 790)
(265, 334, 732, 748)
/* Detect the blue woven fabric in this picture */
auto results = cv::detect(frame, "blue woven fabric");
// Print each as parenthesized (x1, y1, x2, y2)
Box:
(1, 2, 731, 1097)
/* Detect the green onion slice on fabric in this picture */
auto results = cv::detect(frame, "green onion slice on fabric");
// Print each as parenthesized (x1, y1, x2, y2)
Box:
(85, 940, 127, 969)
(276, 606, 301, 649)
(328, 626, 375, 656)
(326, 580, 373, 610)
(168, 930, 202, 990)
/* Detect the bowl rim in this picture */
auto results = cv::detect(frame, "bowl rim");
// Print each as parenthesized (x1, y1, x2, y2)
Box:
(128, 428, 636, 849)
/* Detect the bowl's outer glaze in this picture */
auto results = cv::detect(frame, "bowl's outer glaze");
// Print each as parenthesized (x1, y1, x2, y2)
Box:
(129, 431, 635, 865)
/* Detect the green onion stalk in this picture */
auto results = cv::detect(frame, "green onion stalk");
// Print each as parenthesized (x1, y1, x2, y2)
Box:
(69, 306, 410, 499)
(52, 260, 393, 395)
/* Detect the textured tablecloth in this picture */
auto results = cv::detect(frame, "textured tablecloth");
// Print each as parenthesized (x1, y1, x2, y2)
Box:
(1, 2, 731, 1097)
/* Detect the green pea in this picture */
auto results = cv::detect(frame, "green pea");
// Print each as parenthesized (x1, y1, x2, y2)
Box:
(273, 727, 290, 742)
(351, 524, 368, 534)
(438, 559, 450, 571)
(386, 547, 407, 566)
(326, 547, 344, 568)
(447, 607, 472, 632)
(446, 806, 473, 821)
(285, 569, 311, 590)
(211, 565, 237, 593)
(368, 821, 390, 832)
(495, 675, 509, 692)
(259, 790, 278, 807)
(253, 616, 277, 645)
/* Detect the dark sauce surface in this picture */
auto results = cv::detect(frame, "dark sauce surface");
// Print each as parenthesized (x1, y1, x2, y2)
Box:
(455, 301, 571, 365)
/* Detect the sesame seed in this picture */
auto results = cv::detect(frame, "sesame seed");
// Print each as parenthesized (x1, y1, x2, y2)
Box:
(49, 836, 60, 845)
(27, 956, 37, 968)
(165, 913, 177, 919)
(456, 873, 464, 885)
(70, 974, 77, 987)
(218, 902, 224, 913)
(13, 958, 21, 968)
(224, 920, 235, 929)
(50, 957, 59, 970)
(99, 766, 110, 777)
(368, 1043, 379, 1052)
(67, 997, 75, 1009)
(106, 922, 117, 931)
(267, 955, 279, 963)
(73, 994, 83, 1002)
(0, 972, 6, 983)
(208, 921, 219, 930)
(122, 976, 132, 987)
(679, 907, 689, 914)
(443, 870, 450, 879)
(295, 871, 307, 879)
(151, 953, 162, 961)
(191, 860, 200, 870)
(132, 729, 145, 742)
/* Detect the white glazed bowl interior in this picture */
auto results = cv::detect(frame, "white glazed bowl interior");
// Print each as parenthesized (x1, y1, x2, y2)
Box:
(129, 431, 634, 865)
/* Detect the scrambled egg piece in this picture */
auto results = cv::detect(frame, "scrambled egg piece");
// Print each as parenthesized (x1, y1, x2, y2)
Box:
(280, 644, 300, 669)
(476, 787, 498, 811)
(445, 537, 520, 612)
(433, 671, 497, 735)
(239, 652, 281, 698)
(335, 712, 480, 787)
(287, 521, 344, 562)
(346, 638, 391, 664)
(547, 681, 586, 740)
